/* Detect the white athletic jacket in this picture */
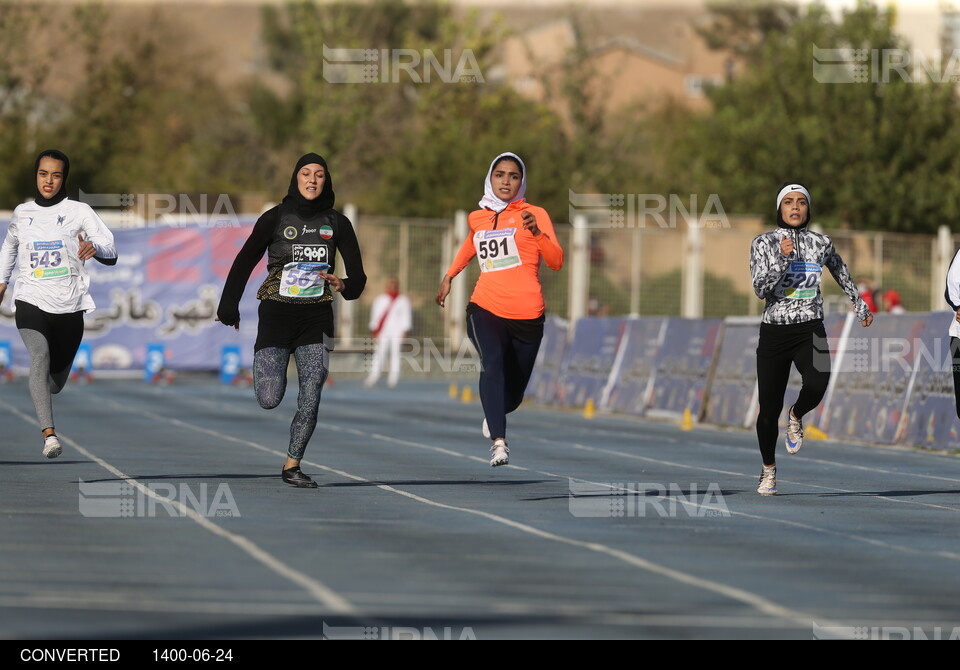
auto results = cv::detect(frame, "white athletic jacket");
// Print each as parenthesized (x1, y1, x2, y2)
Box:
(0, 198, 117, 314)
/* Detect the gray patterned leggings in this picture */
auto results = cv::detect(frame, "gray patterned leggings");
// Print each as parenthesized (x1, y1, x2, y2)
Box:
(253, 343, 330, 460)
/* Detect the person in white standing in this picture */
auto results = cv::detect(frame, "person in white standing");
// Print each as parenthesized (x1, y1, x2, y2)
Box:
(945, 249, 960, 421)
(364, 277, 412, 389)
(0, 150, 117, 458)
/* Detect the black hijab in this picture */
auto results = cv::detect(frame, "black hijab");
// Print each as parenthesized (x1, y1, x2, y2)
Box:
(775, 181, 811, 229)
(282, 153, 335, 217)
(34, 149, 70, 207)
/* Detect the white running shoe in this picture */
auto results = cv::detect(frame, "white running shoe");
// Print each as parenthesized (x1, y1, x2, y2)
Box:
(42, 435, 62, 459)
(786, 406, 803, 455)
(490, 439, 509, 467)
(482, 418, 490, 439)
(757, 466, 777, 496)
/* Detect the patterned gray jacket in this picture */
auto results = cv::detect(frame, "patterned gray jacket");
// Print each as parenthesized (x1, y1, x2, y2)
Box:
(750, 226, 871, 325)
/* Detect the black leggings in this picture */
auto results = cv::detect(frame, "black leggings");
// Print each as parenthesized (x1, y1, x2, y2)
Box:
(755, 320, 831, 465)
(466, 306, 542, 441)
(15, 300, 85, 431)
(951, 337, 960, 420)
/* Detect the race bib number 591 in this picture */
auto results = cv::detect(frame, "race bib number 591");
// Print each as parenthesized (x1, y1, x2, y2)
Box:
(474, 229, 521, 273)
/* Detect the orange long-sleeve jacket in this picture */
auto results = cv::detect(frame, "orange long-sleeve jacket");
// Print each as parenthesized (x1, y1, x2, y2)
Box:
(445, 199, 564, 320)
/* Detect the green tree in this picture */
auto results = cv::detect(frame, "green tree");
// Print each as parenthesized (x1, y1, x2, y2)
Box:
(0, 1, 50, 208)
(255, 1, 573, 217)
(670, 1, 960, 232)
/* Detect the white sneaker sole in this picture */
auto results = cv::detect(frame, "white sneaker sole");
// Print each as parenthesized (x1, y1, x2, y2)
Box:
(43, 439, 62, 459)
(482, 419, 490, 439)
(490, 455, 509, 467)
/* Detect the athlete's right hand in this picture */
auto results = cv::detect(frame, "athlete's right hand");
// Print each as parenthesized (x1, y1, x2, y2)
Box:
(779, 236, 794, 257)
(435, 276, 451, 307)
(216, 315, 240, 331)
(0, 283, 6, 306)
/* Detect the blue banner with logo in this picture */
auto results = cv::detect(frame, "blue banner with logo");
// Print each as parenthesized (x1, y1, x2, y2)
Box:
(605, 317, 667, 416)
(554, 317, 626, 409)
(820, 313, 929, 443)
(646, 318, 722, 418)
(0, 221, 262, 371)
(701, 318, 761, 428)
(895, 312, 960, 449)
(528, 315, 569, 406)
(781, 313, 849, 431)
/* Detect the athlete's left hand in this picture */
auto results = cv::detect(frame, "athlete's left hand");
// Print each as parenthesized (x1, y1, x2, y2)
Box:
(521, 210, 541, 237)
(78, 234, 96, 261)
(861, 314, 874, 327)
(321, 273, 344, 293)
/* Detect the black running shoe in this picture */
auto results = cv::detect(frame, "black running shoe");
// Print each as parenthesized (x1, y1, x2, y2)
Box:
(282, 466, 318, 488)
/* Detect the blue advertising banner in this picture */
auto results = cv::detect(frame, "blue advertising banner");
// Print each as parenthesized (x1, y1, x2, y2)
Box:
(605, 317, 667, 416)
(782, 313, 850, 430)
(528, 315, 569, 406)
(71, 343, 92, 371)
(0, 221, 262, 371)
(0, 339, 12, 382)
(701, 318, 761, 428)
(896, 312, 960, 450)
(646, 318, 722, 418)
(220, 344, 242, 386)
(554, 317, 626, 409)
(820, 313, 929, 443)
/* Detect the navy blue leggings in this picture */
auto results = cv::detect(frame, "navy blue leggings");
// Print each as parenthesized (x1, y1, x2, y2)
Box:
(467, 308, 541, 441)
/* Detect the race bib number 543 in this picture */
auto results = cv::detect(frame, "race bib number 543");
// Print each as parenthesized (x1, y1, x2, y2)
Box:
(474, 229, 521, 273)
(29, 240, 68, 280)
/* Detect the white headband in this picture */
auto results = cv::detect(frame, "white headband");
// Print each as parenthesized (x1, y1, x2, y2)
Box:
(776, 184, 811, 211)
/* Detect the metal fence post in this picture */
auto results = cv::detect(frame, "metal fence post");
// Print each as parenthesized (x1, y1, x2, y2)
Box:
(933, 225, 953, 312)
(682, 219, 703, 318)
(340, 203, 358, 347)
(569, 215, 589, 329)
(449, 210, 469, 347)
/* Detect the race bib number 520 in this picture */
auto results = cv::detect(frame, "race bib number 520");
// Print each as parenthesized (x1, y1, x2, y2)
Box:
(776, 261, 822, 300)
(474, 229, 521, 273)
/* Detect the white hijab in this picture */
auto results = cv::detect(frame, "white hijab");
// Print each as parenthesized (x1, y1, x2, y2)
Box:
(478, 152, 527, 212)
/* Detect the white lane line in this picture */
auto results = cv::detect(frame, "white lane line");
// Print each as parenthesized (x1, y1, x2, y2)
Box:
(185, 389, 960, 487)
(107, 400, 843, 630)
(0, 399, 357, 617)
(157, 393, 960, 558)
